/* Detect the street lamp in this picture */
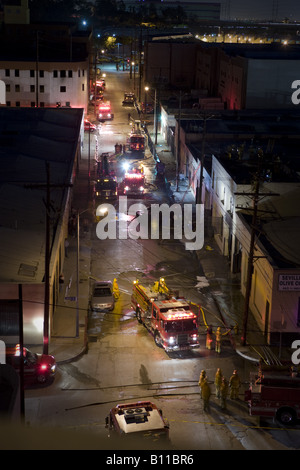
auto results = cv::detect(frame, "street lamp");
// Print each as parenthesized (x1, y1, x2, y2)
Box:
(132, 62, 136, 90)
(144, 86, 149, 107)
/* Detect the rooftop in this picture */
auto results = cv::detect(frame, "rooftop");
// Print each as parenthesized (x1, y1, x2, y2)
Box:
(0, 107, 83, 283)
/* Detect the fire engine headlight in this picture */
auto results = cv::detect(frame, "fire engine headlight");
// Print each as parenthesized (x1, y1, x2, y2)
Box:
(124, 186, 129, 191)
(139, 186, 144, 191)
(191, 334, 198, 341)
(168, 336, 176, 345)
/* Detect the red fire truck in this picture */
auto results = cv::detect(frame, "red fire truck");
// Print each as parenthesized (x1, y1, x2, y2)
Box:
(131, 278, 199, 352)
(98, 101, 113, 121)
(105, 401, 169, 443)
(244, 363, 300, 425)
(125, 121, 146, 158)
(119, 168, 145, 197)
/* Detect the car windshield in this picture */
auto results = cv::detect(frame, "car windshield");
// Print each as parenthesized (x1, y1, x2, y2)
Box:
(94, 287, 111, 297)
(164, 319, 196, 332)
(25, 349, 37, 363)
(97, 181, 116, 190)
(130, 137, 144, 143)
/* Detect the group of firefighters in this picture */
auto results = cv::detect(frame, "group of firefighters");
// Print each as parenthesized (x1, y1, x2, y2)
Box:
(198, 368, 241, 412)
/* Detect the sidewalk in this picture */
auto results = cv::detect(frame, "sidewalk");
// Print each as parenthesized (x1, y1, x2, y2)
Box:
(48, 150, 95, 364)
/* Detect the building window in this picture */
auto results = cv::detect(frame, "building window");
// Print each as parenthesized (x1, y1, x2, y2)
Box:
(16, 102, 20, 107)
(60, 70, 66, 78)
(60, 86, 66, 92)
(40, 102, 45, 107)
(30, 70, 35, 78)
(6, 101, 11, 106)
(5, 69, 10, 77)
(53, 70, 58, 78)
(78, 70, 81, 77)
(30, 102, 35, 107)
(68, 70, 72, 78)
(30, 85, 35, 93)
(6, 84, 10, 92)
(15, 69, 20, 77)
(15, 84, 20, 92)
(40, 85, 44, 93)
(82, 84, 84, 91)
(39, 70, 44, 78)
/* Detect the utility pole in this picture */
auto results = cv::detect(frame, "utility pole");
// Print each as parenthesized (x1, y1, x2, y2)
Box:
(18, 284, 25, 420)
(25, 163, 72, 354)
(176, 91, 182, 191)
(44, 163, 50, 354)
(235, 157, 280, 346)
(35, 30, 39, 107)
(197, 113, 214, 205)
(197, 115, 207, 204)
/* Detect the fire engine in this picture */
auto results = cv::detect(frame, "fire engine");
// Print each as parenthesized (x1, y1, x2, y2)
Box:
(125, 121, 146, 158)
(98, 101, 113, 121)
(122, 92, 135, 106)
(119, 167, 145, 197)
(131, 278, 199, 352)
(105, 401, 169, 442)
(244, 363, 300, 425)
(95, 177, 118, 201)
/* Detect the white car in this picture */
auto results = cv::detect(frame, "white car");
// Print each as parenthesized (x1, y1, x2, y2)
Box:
(91, 281, 115, 311)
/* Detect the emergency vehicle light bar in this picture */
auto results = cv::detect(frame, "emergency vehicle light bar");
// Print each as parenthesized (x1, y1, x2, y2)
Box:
(125, 173, 143, 179)
(166, 311, 196, 320)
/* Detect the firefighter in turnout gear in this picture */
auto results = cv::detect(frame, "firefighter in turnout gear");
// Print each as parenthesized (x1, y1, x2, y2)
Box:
(113, 278, 120, 299)
(229, 370, 241, 399)
(214, 368, 223, 399)
(206, 325, 213, 350)
(220, 377, 229, 410)
(200, 378, 211, 412)
(215, 327, 222, 354)
(198, 370, 206, 398)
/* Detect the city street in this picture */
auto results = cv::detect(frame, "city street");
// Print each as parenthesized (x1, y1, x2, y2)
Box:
(23, 64, 300, 451)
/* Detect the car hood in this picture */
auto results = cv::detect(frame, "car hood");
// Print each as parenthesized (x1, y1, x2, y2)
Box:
(92, 295, 113, 304)
(36, 354, 56, 366)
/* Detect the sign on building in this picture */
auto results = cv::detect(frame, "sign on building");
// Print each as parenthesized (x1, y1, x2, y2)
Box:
(278, 274, 300, 291)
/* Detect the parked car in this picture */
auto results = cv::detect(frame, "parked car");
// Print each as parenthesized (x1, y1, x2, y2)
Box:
(6, 344, 56, 386)
(140, 102, 153, 114)
(84, 119, 97, 132)
(90, 281, 115, 311)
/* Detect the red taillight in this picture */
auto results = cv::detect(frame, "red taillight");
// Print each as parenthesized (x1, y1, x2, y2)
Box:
(40, 364, 47, 371)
